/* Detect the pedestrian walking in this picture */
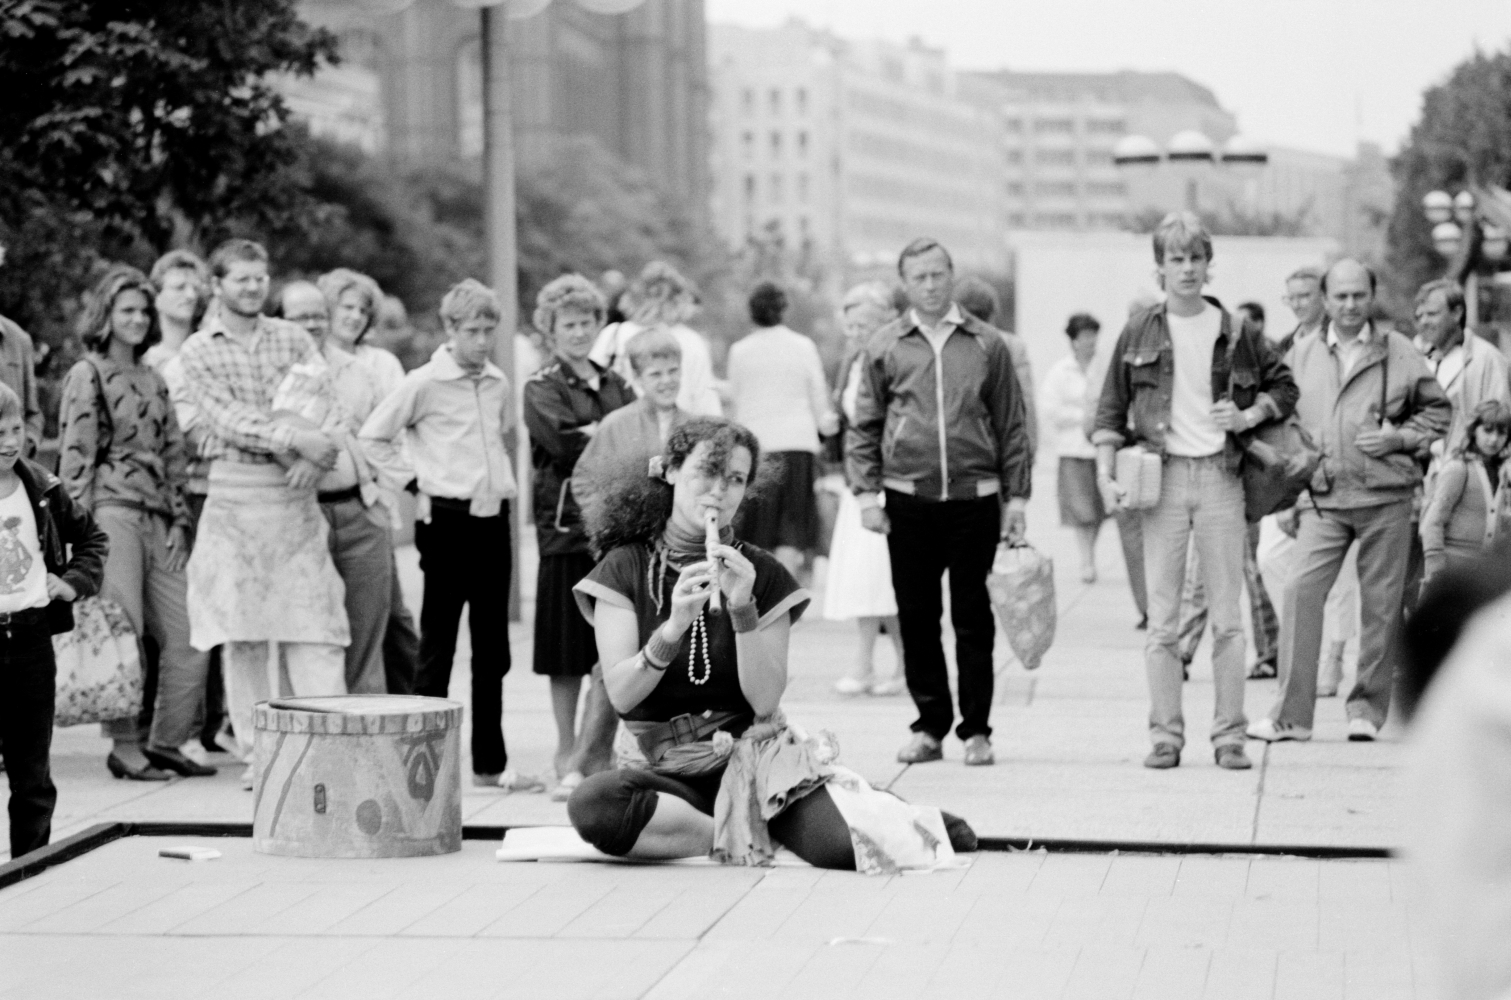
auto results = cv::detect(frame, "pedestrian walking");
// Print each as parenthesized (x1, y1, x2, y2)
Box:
(1421, 399, 1511, 582)
(1095, 212, 1297, 771)
(360, 279, 531, 790)
(847, 238, 1033, 768)
(727, 282, 836, 577)
(1249, 259, 1450, 744)
(590, 262, 723, 417)
(824, 281, 904, 697)
(1041, 312, 1105, 583)
(523, 274, 635, 801)
(180, 239, 352, 790)
(0, 381, 107, 858)
(59, 265, 212, 781)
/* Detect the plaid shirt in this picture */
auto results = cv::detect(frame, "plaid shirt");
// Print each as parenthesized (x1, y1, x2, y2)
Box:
(179, 314, 330, 465)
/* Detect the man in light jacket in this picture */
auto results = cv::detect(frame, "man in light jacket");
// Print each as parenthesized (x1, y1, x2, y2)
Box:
(1249, 259, 1450, 744)
(847, 237, 1032, 769)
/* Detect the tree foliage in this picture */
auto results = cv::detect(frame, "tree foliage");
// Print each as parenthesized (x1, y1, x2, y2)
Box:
(0, 0, 337, 248)
(1386, 48, 1511, 303)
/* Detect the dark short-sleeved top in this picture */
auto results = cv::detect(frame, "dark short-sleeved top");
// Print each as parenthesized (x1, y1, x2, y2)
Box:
(573, 541, 810, 723)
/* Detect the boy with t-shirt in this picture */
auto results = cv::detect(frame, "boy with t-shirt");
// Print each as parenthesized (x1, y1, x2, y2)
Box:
(0, 382, 108, 858)
(1092, 211, 1297, 772)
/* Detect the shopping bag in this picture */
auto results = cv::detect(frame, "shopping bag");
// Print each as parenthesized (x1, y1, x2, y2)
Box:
(985, 543, 1057, 671)
(53, 595, 143, 727)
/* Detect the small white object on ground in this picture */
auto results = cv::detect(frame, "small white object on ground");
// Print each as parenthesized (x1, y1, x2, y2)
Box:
(158, 846, 222, 861)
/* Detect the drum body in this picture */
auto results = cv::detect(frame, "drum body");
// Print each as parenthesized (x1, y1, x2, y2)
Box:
(252, 695, 464, 858)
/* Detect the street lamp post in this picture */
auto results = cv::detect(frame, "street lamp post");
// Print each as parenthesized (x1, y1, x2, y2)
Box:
(1421, 186, 1511, 331)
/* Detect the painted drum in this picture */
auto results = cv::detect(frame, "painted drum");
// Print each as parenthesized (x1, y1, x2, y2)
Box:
(252, 695, 464, 858)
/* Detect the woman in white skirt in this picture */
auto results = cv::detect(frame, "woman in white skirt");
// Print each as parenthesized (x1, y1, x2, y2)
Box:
(824, 282, 904, 696)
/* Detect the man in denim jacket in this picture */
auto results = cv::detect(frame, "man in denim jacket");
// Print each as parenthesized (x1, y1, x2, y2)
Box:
(1094, 212, 1297, 770)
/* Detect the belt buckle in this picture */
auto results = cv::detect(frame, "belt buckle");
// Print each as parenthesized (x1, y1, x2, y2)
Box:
(667, 713, 698, 745)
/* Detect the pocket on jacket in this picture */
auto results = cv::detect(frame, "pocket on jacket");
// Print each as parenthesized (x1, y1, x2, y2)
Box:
(883, 415, 908, 461)
(1126, 352, 1161, 387)
(1364, 452, 1421, 492)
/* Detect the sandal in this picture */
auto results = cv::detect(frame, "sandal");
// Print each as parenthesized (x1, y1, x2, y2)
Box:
(551, 771, 584, 802)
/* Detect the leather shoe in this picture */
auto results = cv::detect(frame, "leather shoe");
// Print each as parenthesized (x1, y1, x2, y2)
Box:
(962, 735, 994, 766)
(145, 747, 218, 777)
(897, 732, 943, 764)
(1143, 744, 1180, 769)
(1215, 744, 1253, 770)
(106, 753, 171, 781)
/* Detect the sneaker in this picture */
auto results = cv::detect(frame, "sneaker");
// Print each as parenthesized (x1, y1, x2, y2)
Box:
(1246, 718, 1312, 742)
(1215, 744, 1253, 770)
(962, 735, 995, 767)
(1144, 744, 1180, 769)
(1347, 718, 1379, 742)
(897, 732, 944, 764)
(834, 675, 871, 696)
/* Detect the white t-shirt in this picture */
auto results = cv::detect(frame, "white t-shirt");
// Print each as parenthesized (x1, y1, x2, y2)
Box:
(1164, 305, 1226, 458)
(0, 482, 49, 613)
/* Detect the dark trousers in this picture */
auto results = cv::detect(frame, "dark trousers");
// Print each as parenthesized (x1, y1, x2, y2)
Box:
(383, 556, 421, 695)
(415, 502, 512, 776)
(2, 629, 58, 858)
(885, 490, 1000, 742)
(185, 491, 226, 747)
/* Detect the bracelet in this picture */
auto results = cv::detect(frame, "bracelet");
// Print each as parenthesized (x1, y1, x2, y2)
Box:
(637, 651, 667, 673)
(644, 626, 681, 667)
(728, 599, 760, 634)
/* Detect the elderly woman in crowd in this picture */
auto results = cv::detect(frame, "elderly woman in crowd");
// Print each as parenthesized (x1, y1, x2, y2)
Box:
(1041, 312, 1106, 583)
(567, 417, 974, 871)
(823, 281, 904, 697)
(590, 261, 723, 417)
(59, 265, 210, 780)
(523, 274, 636, 801)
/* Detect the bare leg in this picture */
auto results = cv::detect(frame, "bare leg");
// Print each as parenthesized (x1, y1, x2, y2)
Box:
(625, 792, 715, 860)
(853, 617, 881, 680)
(1075, 525, 1099, 582)
(568, 673, 618, 776)
(548, 676, 583, 777)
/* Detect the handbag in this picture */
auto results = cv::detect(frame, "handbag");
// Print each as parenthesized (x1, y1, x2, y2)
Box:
(1114, 445, 1162, 510)
(53, 595, 143, 727)
(1229, 334, 1323, 523)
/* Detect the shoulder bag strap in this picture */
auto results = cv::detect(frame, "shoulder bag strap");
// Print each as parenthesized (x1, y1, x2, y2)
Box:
(83, 355, 114, 465)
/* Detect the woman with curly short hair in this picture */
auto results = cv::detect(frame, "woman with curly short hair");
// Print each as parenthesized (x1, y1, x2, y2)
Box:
(524, 274, 636, 799)
(589, 261, 723, 416)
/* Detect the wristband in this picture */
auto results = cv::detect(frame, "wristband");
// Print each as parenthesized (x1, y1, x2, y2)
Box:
(636, 651, 667, 673)
(729, 599, 760, 634)
(645, 626, 681, 667)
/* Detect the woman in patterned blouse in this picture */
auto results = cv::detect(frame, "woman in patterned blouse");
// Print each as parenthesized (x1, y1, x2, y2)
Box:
(59, 265, 212, 781)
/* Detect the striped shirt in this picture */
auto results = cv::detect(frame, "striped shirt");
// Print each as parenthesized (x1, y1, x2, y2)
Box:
(179, 315, 337, 465)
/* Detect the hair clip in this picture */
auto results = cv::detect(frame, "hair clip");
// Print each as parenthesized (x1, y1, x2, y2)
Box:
(647, 455, 666, 480)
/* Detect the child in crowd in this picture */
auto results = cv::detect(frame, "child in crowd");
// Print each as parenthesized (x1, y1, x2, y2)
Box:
(360, 279, 537, 791)
(1422, 399, 1511, 582)
(0, 381, 108, 859)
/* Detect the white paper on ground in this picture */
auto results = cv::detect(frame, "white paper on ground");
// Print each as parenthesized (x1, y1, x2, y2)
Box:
(159, 846, 222, 861)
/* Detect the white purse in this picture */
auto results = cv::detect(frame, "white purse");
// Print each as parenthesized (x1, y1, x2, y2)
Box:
(53, 596, 143, 728)
(1115, 446, 1162, 511)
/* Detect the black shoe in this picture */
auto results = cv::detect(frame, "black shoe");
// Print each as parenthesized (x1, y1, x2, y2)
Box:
(1143, 744, 1180, 769)
(145, 747, 218, 777)
(106, 753, 171, 781)
(1215, 744, 1253, 770)
(1135, 615, 1148, 631)
(940, 811, 978, 853)
(1181, 661, 1191, 682)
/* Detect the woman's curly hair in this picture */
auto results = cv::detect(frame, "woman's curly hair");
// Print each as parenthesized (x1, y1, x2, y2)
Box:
(79, 265, 160, 358)
(533, 273, 606, 340)
(582, 417, 774, 554)
(1457, 398, 1511, 458)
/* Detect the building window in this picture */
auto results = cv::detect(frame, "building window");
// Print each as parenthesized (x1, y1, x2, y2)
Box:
(797, 88, 808, 114)
(1005, 149, 1023, 164)
(799, 215, 810, 237)
(1033, 117, 1074, 134)
(769, 88, 782, 115)
(744, 174, 755, 201)
(797, 131, 808, 157)
(1085, 181, 1127, 197)
(770, 131, 782, 158)
(742, 88, 755, 114)
(1084, 149, 1114, 166)
(1002, 118, 1022, 133)
(1033, 212, 1078, 229)
(742, 131, 754, 159)
(797, 173, 809, 203)
(770, 173, 783, 204)
(1008, 213, 1026, 227)
(881, 55, 904, 81)
(1035, 181, 1077, 197)
(1085, 119, 1126, 135)
(1005, 182, 1025, 197)
(1035, 149, 1075, 166)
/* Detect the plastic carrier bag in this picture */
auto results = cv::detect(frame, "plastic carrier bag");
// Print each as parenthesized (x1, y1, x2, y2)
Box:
(985, 543, 1057, 671)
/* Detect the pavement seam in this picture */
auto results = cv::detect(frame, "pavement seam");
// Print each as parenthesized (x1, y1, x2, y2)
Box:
(1249, 742, 1272, 846)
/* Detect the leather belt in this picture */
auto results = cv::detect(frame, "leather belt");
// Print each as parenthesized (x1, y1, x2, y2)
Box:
(0, 606, 49, 627)
(317, 485, 362, 505)
(634, 710, 751, 765)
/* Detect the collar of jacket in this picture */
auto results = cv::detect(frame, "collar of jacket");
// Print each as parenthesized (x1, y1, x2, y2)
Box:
(1136, 295, 1235, 354)
(429, 344, 504, 383)
(535, 357, 610, 390)
(898, 307, 993, 341)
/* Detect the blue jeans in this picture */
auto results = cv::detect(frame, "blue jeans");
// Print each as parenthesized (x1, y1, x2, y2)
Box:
(1141, 455, 1249, 749)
